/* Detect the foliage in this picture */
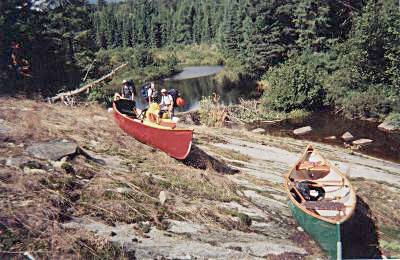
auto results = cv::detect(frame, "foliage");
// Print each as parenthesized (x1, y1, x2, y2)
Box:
(199, 95, 227, 127)
(227, 99, 286, 123)
(87, 86, 113, 107)
(384, 113, 400, 129)
(155, 44, 224, 66)
(0, 0, 95, 96)
(129, 46, 154, 69)
(261, 52, 329, 112)
(325, 0, 400, 118)
(287, 109, 311, 122)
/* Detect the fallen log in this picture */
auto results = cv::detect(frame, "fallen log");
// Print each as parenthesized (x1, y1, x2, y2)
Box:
(47, 62, 128, 103)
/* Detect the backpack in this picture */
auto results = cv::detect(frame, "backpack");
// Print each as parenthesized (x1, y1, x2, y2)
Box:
(140, 83, 151, 99)
(127, 79, 136, 95)
(167, 89, 180, 106)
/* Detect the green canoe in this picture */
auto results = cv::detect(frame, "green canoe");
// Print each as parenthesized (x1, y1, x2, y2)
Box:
(284, 145, 356, 259)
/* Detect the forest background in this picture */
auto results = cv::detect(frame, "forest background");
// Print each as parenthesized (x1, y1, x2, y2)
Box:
(1, 0, 399, 121)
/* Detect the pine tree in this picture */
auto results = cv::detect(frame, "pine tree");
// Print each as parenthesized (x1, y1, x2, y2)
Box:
(293, 0, 331, 52)
(175, 0, 195, 44)
(243, 0, 296, 76)
(219, 0, 242, 55)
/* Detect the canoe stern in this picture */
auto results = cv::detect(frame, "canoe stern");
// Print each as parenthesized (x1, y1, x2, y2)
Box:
(288, 200, 341, 259)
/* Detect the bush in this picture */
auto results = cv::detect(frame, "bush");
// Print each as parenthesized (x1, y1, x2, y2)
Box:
(199, 95, 227, 127)
(261, 52, 329, 112)
(287, 109, 311, 123)
(331, 87, 398, 118)
(384, 113, 400, 129)
(87, 86, 113, 107)
(163, 53, 179, 73)
(129, 46, 154, 69)
(227, 99, 286, 123)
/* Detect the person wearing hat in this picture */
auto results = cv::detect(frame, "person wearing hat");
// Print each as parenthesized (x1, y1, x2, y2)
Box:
(121, 79, 135, 101)
(159, 88, 174, 118)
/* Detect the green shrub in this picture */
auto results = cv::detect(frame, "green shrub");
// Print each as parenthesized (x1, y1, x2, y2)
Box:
(199, 95, 227, 127)
(163, 53, 179, 73)
(129, 46, 154, 69)
(385, 113, 400, 129)
(329, 86, 399, 118)
(88, 86, 113, 107)
(287, 109, 310, 123)
(261, 52, 329, 112)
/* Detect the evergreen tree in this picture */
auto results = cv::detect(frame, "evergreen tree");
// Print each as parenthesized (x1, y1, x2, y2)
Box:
(175, 0, 195, 44)
(293, 0, 331, 52)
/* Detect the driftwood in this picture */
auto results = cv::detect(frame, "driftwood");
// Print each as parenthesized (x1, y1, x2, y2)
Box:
(47, 62, 128, 103)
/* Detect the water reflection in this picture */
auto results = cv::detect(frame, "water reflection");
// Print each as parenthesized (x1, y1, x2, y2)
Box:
(165, 66, 224, 81)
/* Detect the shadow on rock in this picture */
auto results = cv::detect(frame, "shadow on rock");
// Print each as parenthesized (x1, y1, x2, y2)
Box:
(342, 195, 382, 259)
(182, 145, 239, 175)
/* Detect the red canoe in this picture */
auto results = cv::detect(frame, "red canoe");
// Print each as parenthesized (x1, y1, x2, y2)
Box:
(113, 99, 193, 160)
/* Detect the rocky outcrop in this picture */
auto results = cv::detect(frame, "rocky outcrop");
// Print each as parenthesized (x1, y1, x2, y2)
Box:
(293, 126, 312, 135)
(252, 128, 266, 134)
(353, 139, 373, 146)
(341, 131, 354, 142)
(26, 139, 78, 161)
(64, 218, 307, 259)
(378, 121, 399, 132)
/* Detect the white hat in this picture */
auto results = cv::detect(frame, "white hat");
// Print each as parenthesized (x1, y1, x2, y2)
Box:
(122, 79, 128, 84)
(161, 88, 167, 93)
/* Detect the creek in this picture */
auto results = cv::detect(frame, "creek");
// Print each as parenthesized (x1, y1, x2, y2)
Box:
(134, 65, 254, 111)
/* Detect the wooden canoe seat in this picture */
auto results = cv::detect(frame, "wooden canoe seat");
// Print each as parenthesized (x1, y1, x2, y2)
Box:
(297, 161, 330, 173)
(302, 201, 345, 211)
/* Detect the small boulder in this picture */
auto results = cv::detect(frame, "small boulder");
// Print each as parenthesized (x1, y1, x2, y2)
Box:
(297, 226, 304, 232)
(293, 126, 312, 136)
(23, 167, 47, 174)
(115, 187, 131, 193)
(26, 139, 78, 161)
(324, 136, 337, 140)
(378, 121, 399, 132)
(352, 139, 373, 145)
(159, 190, 168, 205)
(341, 131, 354, 142)
(251, 128, 266, 134)
(6, 156, 32, 169)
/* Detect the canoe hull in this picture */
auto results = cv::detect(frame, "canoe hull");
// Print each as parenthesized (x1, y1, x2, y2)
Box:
(289, 200, 341, 259)
(113, 102, 193, 160)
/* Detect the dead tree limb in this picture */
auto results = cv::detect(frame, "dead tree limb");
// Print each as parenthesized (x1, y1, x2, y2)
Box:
(47, 62, 128, 103)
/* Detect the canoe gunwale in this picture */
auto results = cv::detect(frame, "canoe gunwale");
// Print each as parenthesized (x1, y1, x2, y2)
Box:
(113, 101, 193, 160)
(284, 144, 357, 225)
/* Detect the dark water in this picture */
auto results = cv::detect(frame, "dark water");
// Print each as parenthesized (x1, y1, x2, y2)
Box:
(252, 111, 400, 163)
(133, 66, 255, 111)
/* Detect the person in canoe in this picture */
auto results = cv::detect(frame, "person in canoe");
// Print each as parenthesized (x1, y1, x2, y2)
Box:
(146, 102, 161, 124)
(114, 79, 136, 100)
(147, 82, 158, 103)
(159, 88, 174, 119)
(121, 79, 136, 101)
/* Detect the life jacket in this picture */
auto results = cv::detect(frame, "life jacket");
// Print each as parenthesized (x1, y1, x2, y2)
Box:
(146, 102, 160, 119)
